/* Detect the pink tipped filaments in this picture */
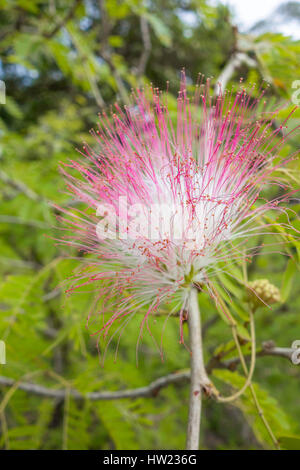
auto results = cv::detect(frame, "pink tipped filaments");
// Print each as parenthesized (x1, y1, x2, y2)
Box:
(57, 73, 298, 361)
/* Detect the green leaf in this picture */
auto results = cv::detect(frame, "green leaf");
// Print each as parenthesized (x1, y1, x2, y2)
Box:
(281, 259, 297, 302)
(96, 402, 139, 450)
(145, 13, 172, 47)
(279, 435, 300, 450)
(213, 369, 295, 447)
(108, 35, 124, 48)
(216, 272, 244, 300)
(236, 323, 251, 341)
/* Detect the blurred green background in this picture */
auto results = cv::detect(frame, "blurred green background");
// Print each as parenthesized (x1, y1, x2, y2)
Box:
(0, 0, 299, 450)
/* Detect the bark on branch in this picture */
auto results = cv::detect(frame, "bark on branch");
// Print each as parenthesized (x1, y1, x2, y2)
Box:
(214, 52, 256, 95)
(208, 341, 296, 372)
(186, 288, 212, 450)
(0, 371, 190, 401)
(0, 170, 44, 202)
(0, 343, 296, 402)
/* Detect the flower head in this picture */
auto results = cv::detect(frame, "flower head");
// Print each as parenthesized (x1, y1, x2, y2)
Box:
(248, 279, 281, 308)
(57, 74, 297, 358)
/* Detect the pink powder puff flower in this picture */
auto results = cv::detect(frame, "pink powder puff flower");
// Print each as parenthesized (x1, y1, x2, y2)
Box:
(56, 74, 298, 360)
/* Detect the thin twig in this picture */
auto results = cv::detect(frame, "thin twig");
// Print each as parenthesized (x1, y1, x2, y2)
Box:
(0, 170, 44, 202)
(0, 371, 190, 401)
(0, 257, 40, 270)
(0, 215, 50, 229)
(217, 310, 256, 403)
(0, 342, 295, 401)
(209, 341, 296, 371)
(0, 343, 295, 402)
(0, 371, 42, 414)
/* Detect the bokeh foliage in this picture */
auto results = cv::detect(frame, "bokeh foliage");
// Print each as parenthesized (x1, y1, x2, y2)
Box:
(0, 0, 299, 450)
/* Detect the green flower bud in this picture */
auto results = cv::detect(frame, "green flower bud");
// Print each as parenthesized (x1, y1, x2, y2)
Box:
(247, 279, 281, 308)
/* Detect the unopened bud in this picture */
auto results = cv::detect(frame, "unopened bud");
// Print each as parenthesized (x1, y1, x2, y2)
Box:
(247, 279, 281, 308)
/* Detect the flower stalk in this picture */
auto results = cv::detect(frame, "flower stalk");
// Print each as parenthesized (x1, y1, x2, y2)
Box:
(231, 314, 280, 449)
(186, 287, 211, 450)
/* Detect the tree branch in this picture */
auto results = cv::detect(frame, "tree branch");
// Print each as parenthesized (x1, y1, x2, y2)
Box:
(0, 343, 296, 402)
(136, 16, 151, 80)
(0, 170, 44, 202)
(98, 0, 129, 104)
(0, 215, 49, 229)
(186, 288, 212, 450)
(207, 341, 296, 372)
(100, 51, 130, 104)
(0, 371, 190, 401)
(43, 0, 82, 39)
(214, 52, 257, 95)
